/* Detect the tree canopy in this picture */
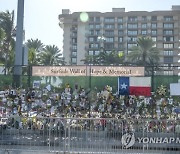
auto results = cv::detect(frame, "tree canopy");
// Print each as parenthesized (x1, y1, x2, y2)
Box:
(0, 10, 15, 74)
(127, 37, 159, 66)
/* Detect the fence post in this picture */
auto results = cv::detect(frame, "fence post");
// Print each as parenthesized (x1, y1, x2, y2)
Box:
(49, 118, 51, 152)
(27, 65, 31, 88)
(151, 66, 155, 92)
(68, 122, 71, 153)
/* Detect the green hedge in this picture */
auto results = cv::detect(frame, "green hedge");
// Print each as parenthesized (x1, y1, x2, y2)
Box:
(60, 76, 118, 91)
(60, 75, 179, 92)
(153, 75, 179, 90)
(0, 75, 179, 92)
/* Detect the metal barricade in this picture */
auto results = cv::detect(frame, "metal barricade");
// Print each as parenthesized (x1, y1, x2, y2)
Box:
(0, 117, 180, 154)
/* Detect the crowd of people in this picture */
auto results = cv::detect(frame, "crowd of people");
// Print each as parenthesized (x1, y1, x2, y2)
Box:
(0, 84, 180, 133)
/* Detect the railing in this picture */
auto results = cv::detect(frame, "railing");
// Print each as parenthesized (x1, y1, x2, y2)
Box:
(0, 117, 180, 153)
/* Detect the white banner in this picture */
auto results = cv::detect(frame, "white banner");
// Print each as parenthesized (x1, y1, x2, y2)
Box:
(170, 83, 180, 96)
(32, 66, 145, 77)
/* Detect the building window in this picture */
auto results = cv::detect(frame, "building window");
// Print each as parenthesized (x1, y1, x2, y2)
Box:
(128, 16, 137, 22)
(119, 37, 123, 42)
(128, 43, 137, 49)
(141, 30, 147, 35)
(71, 58, 77, 64)
(118, 30, 124, 35)
(72, 45, 77, 50)
(127, 24, 138, 29)
(89, 37, 94, 42)
(117, 17, 123, 23)
(95, 17, 100, 22)
(89, 30, 94, 35)
(72, 25, 77, 31)
(89, 17, 94, 22)
(142, 16, 147, 21)
(104, 17, 115, 22)
(151, 37, 157, 42)
(73, 18, 78, 22)
(128, 37, 137, 42)
(164, 43, 173, 49)
(118, 43, 124, 49)
(151, 16, 157, 21)
(163, 50, 173, 56)
(104, 43, 114, 49)
(163, 23, 174, 28)
(95, 24, 101, 29)
(163, 64, 168, 69)
(104, 24, 115, 29)
(72, 51, 77, 56)
(95, 30, 100, 35)
(89, 24, 94, 29)
(72, 38, 77, 43)
(163, 30, 173, 35)
(163, 64, 174, 69)
(94, 50, 100, 55)
(151, 23, 157, 28)
(163, 71, 173, 75)
(105, 30, 114, 36)
(163, 36, 174, 42)
(89, 43, 99, 48)
(88, 50, 94, 55)
(106, 37, 114, 43)
(141, 23, 147, 28)
(118, 24, 123, 29)
(151, 30, 157, 35)
(72, 32, 77, 37)
(164, 57, 173, 63)
(164, 16, 173, 21)
(128, 30, 138, 35)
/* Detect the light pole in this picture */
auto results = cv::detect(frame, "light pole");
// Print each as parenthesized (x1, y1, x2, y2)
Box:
(13, 0, 24, 88)
(88, 61, 92, 118)
(178, 39, 180, 82)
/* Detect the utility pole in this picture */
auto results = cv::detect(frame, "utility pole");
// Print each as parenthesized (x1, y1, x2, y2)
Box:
(13, 0, 24, 88)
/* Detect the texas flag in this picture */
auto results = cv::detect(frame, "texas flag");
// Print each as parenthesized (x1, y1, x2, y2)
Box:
(118, 77, 151, 96)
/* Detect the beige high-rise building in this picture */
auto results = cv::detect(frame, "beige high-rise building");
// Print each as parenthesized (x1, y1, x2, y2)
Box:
(59, 6, 180, 75)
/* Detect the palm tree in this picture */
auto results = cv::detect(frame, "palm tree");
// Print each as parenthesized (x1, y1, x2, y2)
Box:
(97, 50, 124, 65)
(0, 10, 15, 74)
(82, 50, 124, 66)
(6, 49, 14, 73)
(26, 38, 44, 53)
(39, 45, 65, 84)
(25, 39, 44, 66)
(39, 45, 64, 66)
(28, 48, 38, 65)
(0, 28, 5, 53)
(127, 37, 159, 67)
(81, 54, 99, 65)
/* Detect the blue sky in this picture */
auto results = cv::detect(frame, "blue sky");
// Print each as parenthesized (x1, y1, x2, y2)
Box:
(0, 0, 179, 51)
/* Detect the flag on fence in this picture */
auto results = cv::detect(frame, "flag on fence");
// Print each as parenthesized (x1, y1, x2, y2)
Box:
(170, 83, 180, 96)
(118, 77, 151, 96)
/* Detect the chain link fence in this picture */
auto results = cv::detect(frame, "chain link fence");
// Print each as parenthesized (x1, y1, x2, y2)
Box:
(0, 117, 180, 153)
